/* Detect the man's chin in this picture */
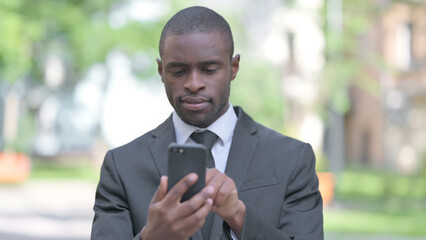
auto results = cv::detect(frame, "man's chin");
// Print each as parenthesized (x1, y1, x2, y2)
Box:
(180, 113, 211, 128)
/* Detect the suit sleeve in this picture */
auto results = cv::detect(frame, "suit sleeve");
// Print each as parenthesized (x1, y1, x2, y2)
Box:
(91, 150, 141, 240)
(239, 143, 324, 240)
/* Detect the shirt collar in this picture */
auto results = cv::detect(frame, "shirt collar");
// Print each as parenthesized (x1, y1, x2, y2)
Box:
(173, 103, 238, 144)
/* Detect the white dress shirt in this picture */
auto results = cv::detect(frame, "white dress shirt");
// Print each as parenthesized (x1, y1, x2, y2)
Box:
(172, 103, 238, 173)
(172, 103, 240, 239)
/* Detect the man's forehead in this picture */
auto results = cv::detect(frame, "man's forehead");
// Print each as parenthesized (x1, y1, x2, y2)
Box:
(161, 31, 231, 60)
(163, 31, 230, 50)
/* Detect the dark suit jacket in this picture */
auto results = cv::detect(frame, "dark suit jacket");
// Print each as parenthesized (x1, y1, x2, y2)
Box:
(91, 107, 323, 240)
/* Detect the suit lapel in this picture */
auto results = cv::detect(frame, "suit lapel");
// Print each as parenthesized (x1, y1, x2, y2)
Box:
(149, 115, 176, 177)
(225, 107, 258, 191)
(209, 107, 259, 240)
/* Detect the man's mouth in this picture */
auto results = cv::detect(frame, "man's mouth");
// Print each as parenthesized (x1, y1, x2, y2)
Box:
(180, 96, 210, 111)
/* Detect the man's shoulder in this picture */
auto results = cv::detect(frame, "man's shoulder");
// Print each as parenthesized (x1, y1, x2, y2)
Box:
(254, 120, 307, 148)
(235, 106, 306, 147)
(111, 114, 173, 153)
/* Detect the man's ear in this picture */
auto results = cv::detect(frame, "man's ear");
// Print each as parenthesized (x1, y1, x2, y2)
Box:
(231, 54, 240, 81)
(156, 58, 163, 80)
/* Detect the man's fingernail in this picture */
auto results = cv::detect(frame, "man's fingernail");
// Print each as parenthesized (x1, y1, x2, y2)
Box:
(188, 173, 197, 181)
(207, 198, 213, 205)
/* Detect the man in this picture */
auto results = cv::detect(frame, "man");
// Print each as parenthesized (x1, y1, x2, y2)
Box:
(91, 6, 323, 240)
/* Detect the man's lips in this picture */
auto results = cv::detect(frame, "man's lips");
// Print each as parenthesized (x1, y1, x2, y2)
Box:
(180, 96, 210, 111)
(180, 96, 210, 103)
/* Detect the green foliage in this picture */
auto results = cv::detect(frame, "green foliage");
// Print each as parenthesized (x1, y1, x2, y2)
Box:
(336, 168, 426, 199)
(7, 111, 36, 153)
(316, 151, 330, 172)
(0, 0, 164, 83)
(0, 1, 37, 82)
(230, 58, 285, 131)
(320, 0, 382, 115)
(419, 150, 426, 179)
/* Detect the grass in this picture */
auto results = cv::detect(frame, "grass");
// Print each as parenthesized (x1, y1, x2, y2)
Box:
(325, 205, 426, 236)
(324, 167, 426, 237)
(30, 157, 100, 182)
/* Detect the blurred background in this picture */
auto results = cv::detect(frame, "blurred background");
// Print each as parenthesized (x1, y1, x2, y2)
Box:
(0, 0, 425, 239)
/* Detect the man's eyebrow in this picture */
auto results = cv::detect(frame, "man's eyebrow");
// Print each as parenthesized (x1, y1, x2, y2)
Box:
(165, 60, 222, 68)
(199, 60, 222, 66)
(165, 62, 188, 68)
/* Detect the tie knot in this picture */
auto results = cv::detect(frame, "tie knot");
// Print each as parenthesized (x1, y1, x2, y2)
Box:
(190, 130, 218, 150)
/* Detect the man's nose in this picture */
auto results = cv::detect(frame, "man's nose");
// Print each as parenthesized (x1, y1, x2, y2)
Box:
(184, 70, 205, 92)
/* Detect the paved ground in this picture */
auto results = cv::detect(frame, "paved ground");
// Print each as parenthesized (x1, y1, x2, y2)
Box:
(0, 180, 425, 240)
(0, 180, 95, 240)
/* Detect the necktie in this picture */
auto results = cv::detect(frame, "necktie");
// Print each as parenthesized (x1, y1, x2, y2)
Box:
(190, 130, 218, 238)
(190, 130, 218, 168)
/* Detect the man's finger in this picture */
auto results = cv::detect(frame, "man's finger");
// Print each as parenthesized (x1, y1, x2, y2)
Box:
(174, 198, 214, 234)
(213, 178, 234, 207)
(151, 176, 168, 203)
(205, 171, 227, 200)
(205, 168, 219, 184)
(164, 173, 198, 204)
(175, 185, 215, 218)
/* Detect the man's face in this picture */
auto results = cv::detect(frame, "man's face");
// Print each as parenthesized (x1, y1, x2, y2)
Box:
(158, 31, 240, 128)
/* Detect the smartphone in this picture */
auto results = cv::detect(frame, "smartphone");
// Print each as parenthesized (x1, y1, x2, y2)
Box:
(167, 143, 207, 202)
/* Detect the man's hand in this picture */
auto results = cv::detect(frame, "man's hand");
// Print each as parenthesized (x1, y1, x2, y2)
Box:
(206, 168, 246, 237)
(140, 174, 214, 240)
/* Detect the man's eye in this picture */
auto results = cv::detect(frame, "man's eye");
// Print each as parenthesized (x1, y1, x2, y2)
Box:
(204, 68, 217, 74)
(170, 70, 185, 76)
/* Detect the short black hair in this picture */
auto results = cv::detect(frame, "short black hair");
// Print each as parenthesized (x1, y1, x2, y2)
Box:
(159, 6, 234, 59)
